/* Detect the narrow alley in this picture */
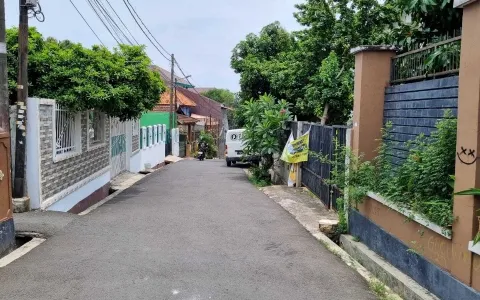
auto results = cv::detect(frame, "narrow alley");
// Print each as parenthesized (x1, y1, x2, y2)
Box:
(0, 160, 374, 300)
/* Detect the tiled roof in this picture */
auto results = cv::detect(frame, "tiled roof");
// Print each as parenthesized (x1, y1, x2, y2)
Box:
(177, 87, 223, 121)
(159, 89, 197, 107)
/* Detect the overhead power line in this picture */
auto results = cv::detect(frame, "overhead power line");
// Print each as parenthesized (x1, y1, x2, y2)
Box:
(85, 0, 120, 44)
(123, 0, 170, 55)
(74, 0, 220, 118)
(91, 0, 131, 44)
(104, 0, 139, 45)
(69, 0, 105, 46)
(175, 60, 222, 116)
(121, 0, 171, 62)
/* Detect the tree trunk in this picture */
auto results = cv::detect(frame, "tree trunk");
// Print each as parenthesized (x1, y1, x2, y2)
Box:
(320, 103, 329, 125)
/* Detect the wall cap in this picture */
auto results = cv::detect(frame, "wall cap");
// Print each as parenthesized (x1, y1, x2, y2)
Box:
(468, 241, 480, 255)
(350, 45, 399, 55)
(367, 191, 452, 239)
(454, 0, 478, 8)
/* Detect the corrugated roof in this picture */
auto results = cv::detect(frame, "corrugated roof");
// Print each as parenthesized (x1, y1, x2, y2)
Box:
(177, 114, 200, 125)
(152, 104, 171, 112)
(194, 87, 215, 94)
(177, 87, 223, 121)
(150, 65, 189, 85)
(191, 113, 219, 125)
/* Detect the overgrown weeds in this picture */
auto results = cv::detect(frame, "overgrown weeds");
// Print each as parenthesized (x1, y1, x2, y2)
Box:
(314, 111, 457, 233)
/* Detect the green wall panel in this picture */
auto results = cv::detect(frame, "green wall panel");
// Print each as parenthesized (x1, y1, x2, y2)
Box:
(140, 112, 176, 129)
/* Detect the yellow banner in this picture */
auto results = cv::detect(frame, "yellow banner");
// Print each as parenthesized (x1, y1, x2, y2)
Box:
(280, 131, 309, 163)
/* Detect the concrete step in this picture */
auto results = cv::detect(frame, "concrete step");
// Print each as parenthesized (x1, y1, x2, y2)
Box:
(340, 234, 439, 300)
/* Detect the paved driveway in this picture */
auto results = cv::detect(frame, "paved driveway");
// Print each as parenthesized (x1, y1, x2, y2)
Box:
(1, 160, 374, 300)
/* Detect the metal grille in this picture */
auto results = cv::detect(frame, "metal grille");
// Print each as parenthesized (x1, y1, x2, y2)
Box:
(55, 104, 77, 156)
(88, 110, 104, 146)
(132, 120, 139, 136)
(110, 118, 127, 179)
(391, 34, 461, 84)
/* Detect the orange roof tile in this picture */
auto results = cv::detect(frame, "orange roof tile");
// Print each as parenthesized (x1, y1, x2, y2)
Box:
(159, 89, 196, 107)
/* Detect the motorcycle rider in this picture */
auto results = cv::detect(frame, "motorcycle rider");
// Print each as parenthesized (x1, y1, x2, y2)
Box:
(198, 141, 208, 160)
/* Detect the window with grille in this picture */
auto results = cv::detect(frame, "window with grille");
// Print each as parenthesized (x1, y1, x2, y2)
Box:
(132, 120, 140, 136)
(54, 104, 81, 160)
(87, 110, 105, 148)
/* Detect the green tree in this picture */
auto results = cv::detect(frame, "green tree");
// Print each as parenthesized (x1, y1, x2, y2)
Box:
(301, 52, 353, 125)
(231, 22, 295, 102)
(7, 27, 165, 120)
(374, 0, 462, 48)
(201, 88, 241, 128)
(231, 0, 461, 124)
(201, 88, 235, 106)
(231, 0, 389, 124)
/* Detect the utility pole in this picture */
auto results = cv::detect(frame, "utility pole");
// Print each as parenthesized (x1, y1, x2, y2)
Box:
(13, 0, 29, 198)
(174, 78, 178, 113)
(169, 54, 175, 155)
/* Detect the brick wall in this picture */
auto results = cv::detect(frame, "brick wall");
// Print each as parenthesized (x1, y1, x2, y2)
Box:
(39, 104, 110, 202)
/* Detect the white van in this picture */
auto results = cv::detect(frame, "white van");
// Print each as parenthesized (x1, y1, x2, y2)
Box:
(225, 129, 259, 166)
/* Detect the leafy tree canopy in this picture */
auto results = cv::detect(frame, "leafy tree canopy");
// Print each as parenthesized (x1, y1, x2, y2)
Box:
(201, 88, 236, 107)
(7, 27, 165, 120)
(231, 0, 460, 124)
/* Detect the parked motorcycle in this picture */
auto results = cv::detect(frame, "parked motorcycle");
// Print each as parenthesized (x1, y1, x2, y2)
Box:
(197, 150, 205, 161)
(198, 142, 207, 161)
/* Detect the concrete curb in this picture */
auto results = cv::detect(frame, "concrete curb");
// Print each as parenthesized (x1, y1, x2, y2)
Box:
(340, 235, 439, 300)
(0, 238, 46, 268)
(257, 183, 402, 300)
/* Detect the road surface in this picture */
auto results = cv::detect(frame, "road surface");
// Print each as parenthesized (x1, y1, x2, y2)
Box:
(1, 160, 374, 300)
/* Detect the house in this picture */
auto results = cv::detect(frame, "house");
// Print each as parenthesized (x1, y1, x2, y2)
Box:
(24, 97, 166, 213)
(147, 65, 229, 157)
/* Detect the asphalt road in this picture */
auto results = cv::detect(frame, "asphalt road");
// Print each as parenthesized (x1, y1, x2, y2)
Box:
(1, 160, 374, 300)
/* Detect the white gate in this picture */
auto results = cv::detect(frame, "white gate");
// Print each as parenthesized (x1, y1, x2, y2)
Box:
(110, 118, 128, 179)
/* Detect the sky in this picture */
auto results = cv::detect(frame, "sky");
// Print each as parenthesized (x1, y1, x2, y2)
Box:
(5, 0, 304, 92)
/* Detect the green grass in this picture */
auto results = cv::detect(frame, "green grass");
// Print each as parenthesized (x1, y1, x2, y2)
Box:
(369, 280, 399, 300)
(369, 280, 388, 299)
(248, 176, 271, 187)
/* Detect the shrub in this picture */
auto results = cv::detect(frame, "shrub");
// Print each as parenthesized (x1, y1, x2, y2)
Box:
(320, 111, 457, 232)
(379, 112, 457, 227)
(199, 131, 217, 159)
(240, 94, 292, 182)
